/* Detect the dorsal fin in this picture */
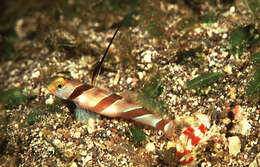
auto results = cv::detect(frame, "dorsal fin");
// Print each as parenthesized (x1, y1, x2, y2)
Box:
(91, 25, 120, 85)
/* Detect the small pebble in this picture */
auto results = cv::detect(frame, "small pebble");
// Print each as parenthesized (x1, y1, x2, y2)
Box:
(131, 78, 139, 84)
(32, 86, 40, 94)
(137, 71, 144, 80)
(232, 119, 252, 135)
(14, 81, 23, 88)
(222, 51, 229, 57)
(145, 142, 155, 152)
(87, 118, 96, 134)
(230, 6, 236, 13)
(82, 155, 92, 165)
(146, 63, 153, 69)
(229, 87, 236, 100)
(65, 149, 74, 158)
(85, 155, 92, 162)
(64, 133, 71, 139)
(14, 124, 19, 128)
(232, 105, 241, 121)
(223, 118, 231, 125)
(23, 75, 29, 81)
(53, 139, 63, 148)
(10, 69, 18, 76)
(73, 131, 81, 138)
(142, 51, 152, 63)
(126, 78, 132, 84)
(239, 119, 251, 135)
(195, 27, 202, 34)
(107, 130, 111, 136)
(228, 136, 241, 155)
(207, 30, 213, 37)
(71, 162, 78, 167)
(222, 33, 228, 39)
(113, 73, 120, 85)
(80, 150, 88, 156)
(45, 96, 54, 105)
(224, 64, 232, 75)
(31, 71, 40, 79)
(201, 161, 212, 167)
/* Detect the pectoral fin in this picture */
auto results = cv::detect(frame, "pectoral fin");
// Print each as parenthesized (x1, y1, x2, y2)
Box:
(75, 108, 97, 123)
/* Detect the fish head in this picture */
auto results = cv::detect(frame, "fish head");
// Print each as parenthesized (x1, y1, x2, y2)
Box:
(47, 77, 81, 100)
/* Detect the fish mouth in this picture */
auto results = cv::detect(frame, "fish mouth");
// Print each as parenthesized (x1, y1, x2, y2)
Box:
(47, 84, 55, 92)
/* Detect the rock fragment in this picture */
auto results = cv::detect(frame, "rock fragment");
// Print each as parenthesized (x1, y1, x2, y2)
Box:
(228, 136, 241, 155)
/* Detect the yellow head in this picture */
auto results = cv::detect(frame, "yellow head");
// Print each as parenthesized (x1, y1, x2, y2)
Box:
(47, 77, 67, 93)
(47, 77, 70, 99)
(47, 77, 82, 100)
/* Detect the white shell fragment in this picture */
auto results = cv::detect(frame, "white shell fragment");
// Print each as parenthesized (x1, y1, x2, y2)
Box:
(141, 50, 153, 63)
(31, 70, 40, 79)
(45, 96, 54, 105)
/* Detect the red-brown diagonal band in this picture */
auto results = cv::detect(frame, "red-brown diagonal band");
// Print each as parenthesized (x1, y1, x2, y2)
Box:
(68, 84, 93, 100)
(120, 107, 151, 119)
(156, 120, 171, 131)
(91, 93, 123, 112)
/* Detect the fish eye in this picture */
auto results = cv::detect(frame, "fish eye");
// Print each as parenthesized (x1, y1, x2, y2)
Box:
(57, 84, 62, 88)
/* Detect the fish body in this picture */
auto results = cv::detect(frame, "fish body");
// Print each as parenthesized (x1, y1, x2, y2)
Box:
(47, 77, 174, 135)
